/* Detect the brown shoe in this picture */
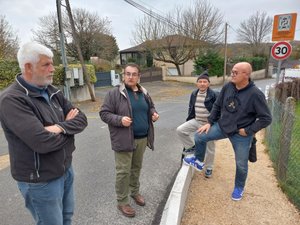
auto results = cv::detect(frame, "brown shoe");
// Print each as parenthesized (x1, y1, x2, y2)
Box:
(132, 194, 145, 206)
(117, 204, 136, 217)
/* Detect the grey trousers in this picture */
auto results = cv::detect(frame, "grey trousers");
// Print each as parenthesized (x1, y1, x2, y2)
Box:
(114, 137, 147, 205)
(176, 118, 215, 169)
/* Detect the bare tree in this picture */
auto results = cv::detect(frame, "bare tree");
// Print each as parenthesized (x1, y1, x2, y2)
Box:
(237, 11, 272, 56)
(180, 0, 223, 43)
(132, 0, 223, 75)
(93, 34, 119, 62)
(64, 8, 118, 61)
(32, 13, 62, 64)
(0, 15, 19, 60)
(33, 13, 60, 49)
(33, 8, 118, 62)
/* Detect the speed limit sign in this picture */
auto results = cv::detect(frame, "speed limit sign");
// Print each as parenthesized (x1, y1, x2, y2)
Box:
(271, 41, 292, 60)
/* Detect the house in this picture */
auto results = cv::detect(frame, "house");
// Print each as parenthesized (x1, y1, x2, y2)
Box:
(119, 42, 149, 66)
(119, 35, 201, 76)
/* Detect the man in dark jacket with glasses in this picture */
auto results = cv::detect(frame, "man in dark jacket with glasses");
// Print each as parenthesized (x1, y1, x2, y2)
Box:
(183, 62, 272, 201)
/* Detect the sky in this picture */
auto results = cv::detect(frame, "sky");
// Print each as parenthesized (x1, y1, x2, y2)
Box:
(0, 0, 299, 50)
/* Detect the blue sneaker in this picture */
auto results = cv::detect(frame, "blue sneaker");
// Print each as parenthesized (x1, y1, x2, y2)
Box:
(183, 156, 204, 172)
(231, 187, 244, 201)
(182, 146, 195, 155)
(182, 155, 195, 163)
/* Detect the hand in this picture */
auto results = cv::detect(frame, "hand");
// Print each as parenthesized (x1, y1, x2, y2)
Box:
(44, 125, 63, 134)
(197, 123, 211, 134)
(122, 116, 132, 127)
(238, 128, 247, 136)
(152, 112, 159, 122)
(66, 108, 79, 121)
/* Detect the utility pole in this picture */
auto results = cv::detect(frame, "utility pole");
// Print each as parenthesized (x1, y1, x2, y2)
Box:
(223, 22, 228, 85)
(65, 0, 96, 101)
(56, 0, 70, 100)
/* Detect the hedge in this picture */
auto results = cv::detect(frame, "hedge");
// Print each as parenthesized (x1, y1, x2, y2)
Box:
(53, 64, 97, 86)
(231, 56, 267, 71)
(0, 60, 96, 89)
(0, 60, 21, 89)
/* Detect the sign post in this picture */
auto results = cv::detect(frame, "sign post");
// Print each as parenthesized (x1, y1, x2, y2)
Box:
(271, 41, 293, 60)
(271, 13, 297, 85)
(271, 41, 293, 84)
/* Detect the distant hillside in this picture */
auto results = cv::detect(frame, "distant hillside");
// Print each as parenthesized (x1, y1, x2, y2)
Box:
(216, 40, 300, 60)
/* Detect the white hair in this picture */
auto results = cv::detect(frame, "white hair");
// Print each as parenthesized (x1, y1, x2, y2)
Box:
(17, 42, 53, 72)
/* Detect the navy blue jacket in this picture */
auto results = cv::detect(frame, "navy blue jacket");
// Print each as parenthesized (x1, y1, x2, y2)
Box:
(186, 87, 218, 121)
(208, 81, 272, 136)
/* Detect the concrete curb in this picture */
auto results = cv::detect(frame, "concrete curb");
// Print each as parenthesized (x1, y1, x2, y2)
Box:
(160, 164, 194, 225)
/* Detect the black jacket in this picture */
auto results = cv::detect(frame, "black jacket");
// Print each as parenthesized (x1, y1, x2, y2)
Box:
(208, 81, 272, 136)
(186, 87, 218, 121)
(0, 74, 88, 182)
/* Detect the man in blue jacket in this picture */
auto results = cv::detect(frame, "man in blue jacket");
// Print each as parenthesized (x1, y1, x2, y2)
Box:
(0, 42, 87, 225)
(183, 62, 272, 201)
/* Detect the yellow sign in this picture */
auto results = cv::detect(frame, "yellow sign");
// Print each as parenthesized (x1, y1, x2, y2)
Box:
(272, 13, 297, 41)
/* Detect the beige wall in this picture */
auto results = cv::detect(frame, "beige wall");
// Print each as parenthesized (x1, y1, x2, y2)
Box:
(154, 59, 194, 76)
(161, 67, 272, 86)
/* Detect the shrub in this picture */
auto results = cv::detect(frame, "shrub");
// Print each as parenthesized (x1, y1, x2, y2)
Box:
(0, 60, 20, 89)
(232, 56, 267, 71)
(53, 66, 65, 86)
(93, 63, 112, 72)
(0, 61, 96, 89)
(194, 51, 224, 77)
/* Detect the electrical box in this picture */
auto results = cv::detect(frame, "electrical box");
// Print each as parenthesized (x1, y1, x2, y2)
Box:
(111, 70, 120, 86)
(66, 69, 72, 79)
(73, 68, 79, 79)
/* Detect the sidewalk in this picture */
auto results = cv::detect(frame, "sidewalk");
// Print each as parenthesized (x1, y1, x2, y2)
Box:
(161, 131, 300, 225)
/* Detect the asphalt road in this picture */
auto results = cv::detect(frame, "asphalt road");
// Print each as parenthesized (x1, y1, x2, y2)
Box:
(0, 81, 192, 225)
(0, 79, 275, 225)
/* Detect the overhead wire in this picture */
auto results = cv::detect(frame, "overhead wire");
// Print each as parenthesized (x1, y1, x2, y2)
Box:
(227, 23, 239, 35)
(123, 0, 188, 33)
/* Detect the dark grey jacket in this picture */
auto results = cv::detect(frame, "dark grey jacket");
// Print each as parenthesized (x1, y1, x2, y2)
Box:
(0, 74, 88, 182)
(208, 81, 272, 135)
(186, 87, 218, 121)
(100, 83, 157, 151)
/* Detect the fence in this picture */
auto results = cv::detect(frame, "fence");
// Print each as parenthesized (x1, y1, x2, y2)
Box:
(95, 71, 112, 87)
(140, 67, 162, 83)
(266, 91, 300, 210)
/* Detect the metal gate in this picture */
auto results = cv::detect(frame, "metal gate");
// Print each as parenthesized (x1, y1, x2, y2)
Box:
(95, 72, 111, 87)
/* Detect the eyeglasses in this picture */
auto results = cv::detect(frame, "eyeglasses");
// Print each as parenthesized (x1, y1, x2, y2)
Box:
(125, 72, 139, 78)
(231, 70, 246, 76)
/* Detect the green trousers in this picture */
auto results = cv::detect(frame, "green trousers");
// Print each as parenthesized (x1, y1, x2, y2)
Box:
(114, 137, 147, 205)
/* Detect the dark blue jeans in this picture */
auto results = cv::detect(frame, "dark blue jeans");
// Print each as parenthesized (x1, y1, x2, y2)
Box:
(194, 123, 253, 189)
(17, 166, 74, 225)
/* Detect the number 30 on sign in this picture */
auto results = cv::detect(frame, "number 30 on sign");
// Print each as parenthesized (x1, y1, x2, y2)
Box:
(271, 41, 292, 60)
